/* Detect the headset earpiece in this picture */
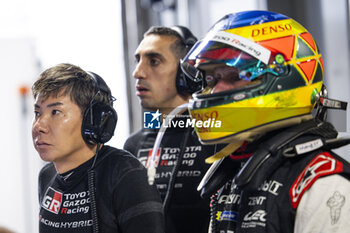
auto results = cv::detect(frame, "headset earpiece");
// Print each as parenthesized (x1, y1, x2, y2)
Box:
(81, 72, 118, 145)
(82, 102, 117, 144)
(171, 26, 202, 94)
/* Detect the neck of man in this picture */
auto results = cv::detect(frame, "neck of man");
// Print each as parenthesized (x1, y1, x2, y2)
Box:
(54, 144, 98, 174)
(159, 94, 191, 120)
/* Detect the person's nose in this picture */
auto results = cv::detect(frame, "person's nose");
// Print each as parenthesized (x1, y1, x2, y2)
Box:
(32, 114, 49, 135)
(133, 59, 147, 80)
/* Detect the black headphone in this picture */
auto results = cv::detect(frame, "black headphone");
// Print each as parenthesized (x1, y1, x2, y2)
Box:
(171, 25, 202, 94)
(81, 72, 118, 145)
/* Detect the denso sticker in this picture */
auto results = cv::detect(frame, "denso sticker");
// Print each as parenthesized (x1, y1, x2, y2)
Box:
(289, 152, 343, 209)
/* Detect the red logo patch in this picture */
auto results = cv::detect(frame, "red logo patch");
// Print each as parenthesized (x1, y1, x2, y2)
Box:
(42, 187, 63, 214)
(137, 148, 161, 168)
(290, 152, 343, 209)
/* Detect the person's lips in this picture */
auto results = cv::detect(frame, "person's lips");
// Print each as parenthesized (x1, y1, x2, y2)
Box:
(35, 140, 52, 149)
(136, 84, 150, 96)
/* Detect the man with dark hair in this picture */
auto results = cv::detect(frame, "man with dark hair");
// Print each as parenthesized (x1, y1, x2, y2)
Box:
(33, 63, 164, 233)
(131, 26, 196, 113)
(123, 26, 218, 233)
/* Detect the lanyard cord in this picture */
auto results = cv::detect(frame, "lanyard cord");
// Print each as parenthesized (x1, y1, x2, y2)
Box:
(162, 126, 192, 213)
(88, 143, 101, 233)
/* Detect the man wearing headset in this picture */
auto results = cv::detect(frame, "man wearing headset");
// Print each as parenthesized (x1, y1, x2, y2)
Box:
(181, 10, 350, 233)
(32, 63, 164, 233)
(123, 26, 219, 233)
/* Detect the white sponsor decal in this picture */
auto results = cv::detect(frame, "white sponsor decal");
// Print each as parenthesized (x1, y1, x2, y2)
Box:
(248, 196, 266, 206)
(242, 210, 267, 228)
(218, 194, 241, 204)
(40, 216, 93, 228)
(243, 210, 267, 222)
(295, 139, 324, 155)
(258, 180, 283, 196)
(208, 31, 271, 64)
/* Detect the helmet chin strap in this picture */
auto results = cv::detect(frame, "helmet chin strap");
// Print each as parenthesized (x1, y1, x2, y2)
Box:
(205, 141, 244, 164)
(204, 114, 314, 164)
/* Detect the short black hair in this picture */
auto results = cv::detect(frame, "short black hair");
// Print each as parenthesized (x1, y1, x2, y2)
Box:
(32, 63, 112, 115)
(144, 26, 188, 59)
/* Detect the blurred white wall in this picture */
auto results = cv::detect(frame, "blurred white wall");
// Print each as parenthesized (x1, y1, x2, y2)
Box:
(0, 0, 126, 232)
(320, 0, 350, 161)
(0, 38, 42, 233)
(26, 0, 129, 149)
(208, 0, 267, 24)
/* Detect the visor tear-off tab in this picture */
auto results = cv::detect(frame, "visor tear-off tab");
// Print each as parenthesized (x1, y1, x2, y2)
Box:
(205, 141, 244, 164)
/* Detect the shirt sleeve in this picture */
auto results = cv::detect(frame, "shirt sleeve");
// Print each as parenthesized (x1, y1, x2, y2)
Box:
(123, 130, 143, 156)
(294, 174, 350, 233)
(113, 161, 165, 233)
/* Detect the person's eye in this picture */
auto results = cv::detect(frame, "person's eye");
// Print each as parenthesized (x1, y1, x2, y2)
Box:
(150, 58, 160, 66)
(134, 55, 140, 64)
(52, 109, 60, 115)
(34, 110, 40, 118)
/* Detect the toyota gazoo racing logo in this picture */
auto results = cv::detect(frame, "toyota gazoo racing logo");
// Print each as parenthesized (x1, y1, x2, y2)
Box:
(42, 187, 63, 214)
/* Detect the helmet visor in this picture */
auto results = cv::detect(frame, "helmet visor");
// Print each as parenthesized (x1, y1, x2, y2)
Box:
(181, 31, 280, 94)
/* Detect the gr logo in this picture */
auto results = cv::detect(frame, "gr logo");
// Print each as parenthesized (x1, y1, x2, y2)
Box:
(42, 187, 62, 214)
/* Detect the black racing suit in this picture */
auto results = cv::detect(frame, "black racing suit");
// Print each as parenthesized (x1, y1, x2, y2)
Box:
(206, 120, 350, 233)
(124, 114, 221, 233)
(38, 145, 164, 233)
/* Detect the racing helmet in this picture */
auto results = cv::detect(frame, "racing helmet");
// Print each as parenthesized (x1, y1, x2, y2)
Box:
(181, 10, 324, 144)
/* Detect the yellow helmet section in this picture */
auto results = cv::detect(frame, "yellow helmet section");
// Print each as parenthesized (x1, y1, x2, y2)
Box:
(190, 82, 322, 144)
(226, 19, 307, 42)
